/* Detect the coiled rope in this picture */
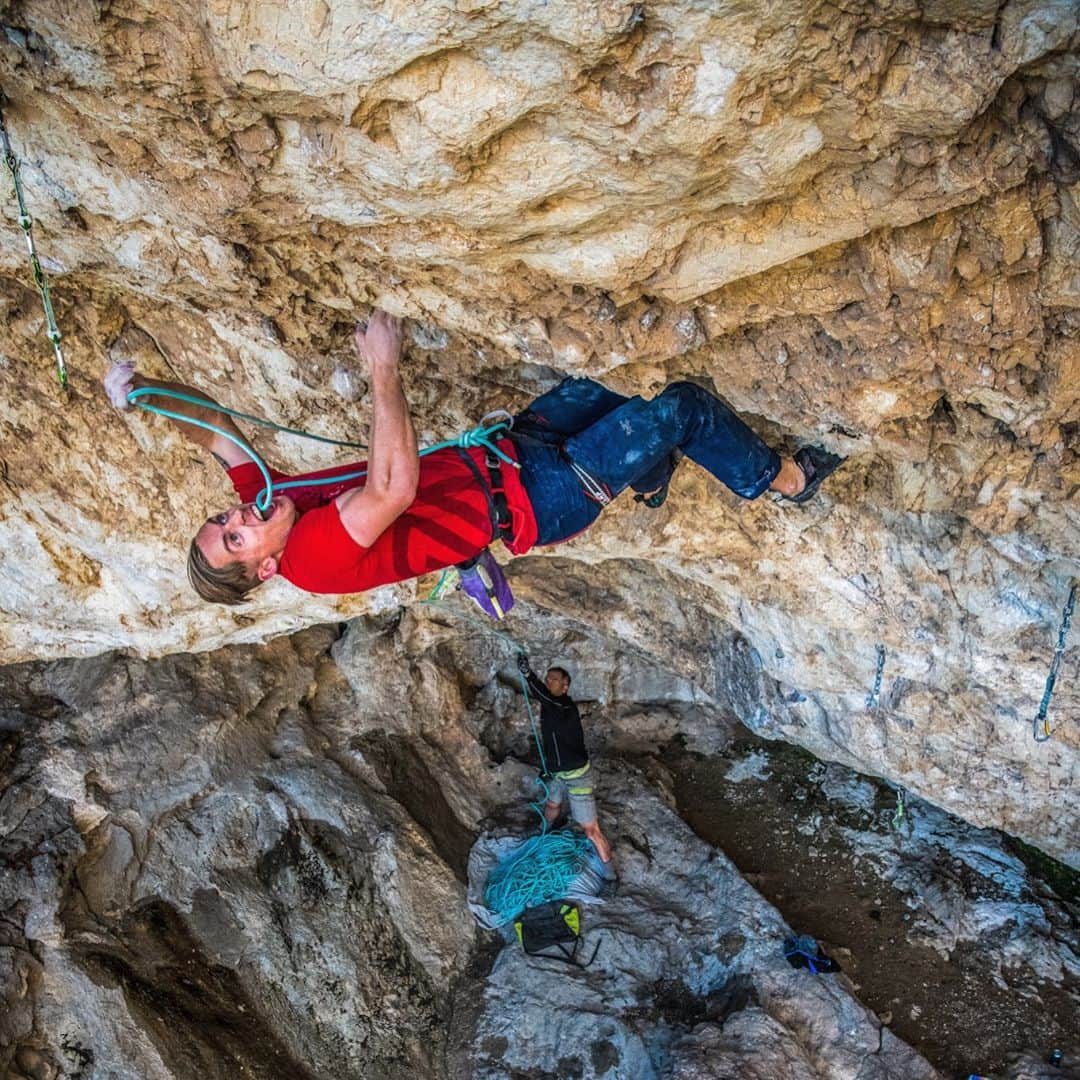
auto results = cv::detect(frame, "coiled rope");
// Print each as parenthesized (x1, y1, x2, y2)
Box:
(125, 386, 517, 513)
(483, 829, 596, 926)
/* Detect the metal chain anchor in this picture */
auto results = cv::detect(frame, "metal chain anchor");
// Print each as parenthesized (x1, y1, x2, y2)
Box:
(0, 101, 67, 389)
(1033, 580, 1076, 743)
(866, 642, 886, 711)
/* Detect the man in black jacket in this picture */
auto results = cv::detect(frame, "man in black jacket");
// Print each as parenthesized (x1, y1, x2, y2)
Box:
(516, 654, 612, 863)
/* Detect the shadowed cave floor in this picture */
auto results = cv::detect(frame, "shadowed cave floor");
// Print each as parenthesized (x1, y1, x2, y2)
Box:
(640, 731, 1079, 1078)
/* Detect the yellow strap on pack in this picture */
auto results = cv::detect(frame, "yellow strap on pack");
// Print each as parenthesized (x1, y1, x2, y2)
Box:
(561, 904, 580, 935)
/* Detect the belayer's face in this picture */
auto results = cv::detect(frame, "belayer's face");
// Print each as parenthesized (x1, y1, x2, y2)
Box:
(195, 496, 297, 574)
(545, 670, 570, 696)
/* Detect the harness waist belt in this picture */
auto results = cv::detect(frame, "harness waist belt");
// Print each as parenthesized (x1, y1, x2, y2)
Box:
(485, 452, 514, 537)
(455, 442, 514, 543)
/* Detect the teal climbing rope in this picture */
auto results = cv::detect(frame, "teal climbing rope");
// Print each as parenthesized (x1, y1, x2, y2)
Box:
(1033, 581, 1076, 743)
(125, 385, 518, 514)
(483, 829, 596, 925)
(422, 585, 549, 782)
(0, 102, 66, 389)
(127, 387, 370, 450)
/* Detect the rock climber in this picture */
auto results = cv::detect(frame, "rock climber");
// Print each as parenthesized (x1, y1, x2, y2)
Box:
(515, 653, 612, 864)
(103, 309, 842, 606)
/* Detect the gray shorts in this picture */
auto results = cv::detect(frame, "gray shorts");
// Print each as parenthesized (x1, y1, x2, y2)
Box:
(545, 762, 597, 825)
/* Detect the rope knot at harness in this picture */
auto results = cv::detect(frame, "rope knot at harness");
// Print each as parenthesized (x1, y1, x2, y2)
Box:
(453, 423, 521, 468)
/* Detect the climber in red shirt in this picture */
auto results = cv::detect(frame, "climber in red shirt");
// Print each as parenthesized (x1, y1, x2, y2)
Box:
(104, 309, 842, 606)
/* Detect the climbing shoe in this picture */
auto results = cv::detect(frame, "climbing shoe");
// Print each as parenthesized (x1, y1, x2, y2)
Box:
(787, 445, 844, 504)
(633, 449, 683, 509)
(634, 486, 670, 509)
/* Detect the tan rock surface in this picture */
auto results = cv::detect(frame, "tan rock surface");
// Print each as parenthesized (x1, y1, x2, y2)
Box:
(0, 2, 1076, 861)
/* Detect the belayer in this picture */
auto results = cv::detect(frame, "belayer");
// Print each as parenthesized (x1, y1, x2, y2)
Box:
(515, 654, 612, 863)
(104, 309, 842, 607)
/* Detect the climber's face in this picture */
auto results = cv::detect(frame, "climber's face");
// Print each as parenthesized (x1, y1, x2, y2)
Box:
(194, 496, 297, 579)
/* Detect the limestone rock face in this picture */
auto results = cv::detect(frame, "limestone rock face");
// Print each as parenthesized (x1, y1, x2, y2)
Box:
(2, 613, 1076, 1078)
(0, 1, 1077, 865)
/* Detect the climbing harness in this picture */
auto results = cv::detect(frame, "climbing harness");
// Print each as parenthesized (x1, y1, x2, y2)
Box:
(125, 385, 518, 516)
(865, 643, 886, 712)
(1032, 581, 1076, 743)
(0, 102, 67, 389)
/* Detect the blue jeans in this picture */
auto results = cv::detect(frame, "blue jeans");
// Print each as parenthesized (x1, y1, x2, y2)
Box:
(513, 378, 781, 545)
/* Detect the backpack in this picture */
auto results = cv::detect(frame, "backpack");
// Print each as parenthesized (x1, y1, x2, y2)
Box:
(513, 901, 599, 968)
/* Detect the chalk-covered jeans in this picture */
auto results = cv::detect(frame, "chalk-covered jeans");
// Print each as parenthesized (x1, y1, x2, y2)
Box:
(513, 377, 782, 545)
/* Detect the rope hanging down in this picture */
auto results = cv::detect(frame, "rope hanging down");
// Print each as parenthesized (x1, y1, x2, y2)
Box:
(125, 386, 518, 515)
(1033, 580, 1076, 743)
(419, 591, 601, 922)
(0, 103, 67, 389)
(422, 587, 549, 782)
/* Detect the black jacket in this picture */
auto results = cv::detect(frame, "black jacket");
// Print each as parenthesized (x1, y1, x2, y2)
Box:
(523, 670, 589, 774)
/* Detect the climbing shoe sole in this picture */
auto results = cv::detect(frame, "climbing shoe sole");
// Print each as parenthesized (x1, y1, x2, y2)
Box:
(788, 445, 845, 504)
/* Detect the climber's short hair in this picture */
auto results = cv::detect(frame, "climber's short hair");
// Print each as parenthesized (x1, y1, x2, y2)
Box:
(186, 537, 262, 606)
(547, 666, 572, 686)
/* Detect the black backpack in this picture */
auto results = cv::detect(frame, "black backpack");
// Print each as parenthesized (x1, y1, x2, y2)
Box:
(513, 901, 600, 968)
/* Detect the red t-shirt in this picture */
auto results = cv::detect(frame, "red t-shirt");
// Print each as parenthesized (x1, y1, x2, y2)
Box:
(227, 444, 537, 595)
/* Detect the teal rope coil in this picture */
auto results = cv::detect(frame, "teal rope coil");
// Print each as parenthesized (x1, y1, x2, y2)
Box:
(483, 829, 596, 925)
(125, 386, 517, 513)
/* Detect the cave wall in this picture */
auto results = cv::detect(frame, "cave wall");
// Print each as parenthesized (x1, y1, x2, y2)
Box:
(0, 0, 1076, 862)
(2, 605, 1075, 1078)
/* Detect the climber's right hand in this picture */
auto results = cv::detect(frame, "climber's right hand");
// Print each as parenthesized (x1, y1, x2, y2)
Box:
(104, 361, 138, 409)
(354, 309, 404, 373)
(516, 652, 531, 675)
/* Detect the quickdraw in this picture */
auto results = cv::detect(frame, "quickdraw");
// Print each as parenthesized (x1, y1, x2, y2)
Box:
(891, 787, 906, 831)
(0, 101, 67, 389)
(1032, 581, 1076, 743)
